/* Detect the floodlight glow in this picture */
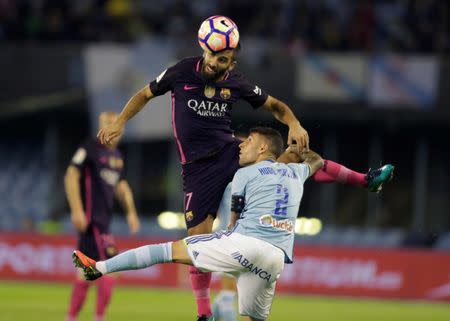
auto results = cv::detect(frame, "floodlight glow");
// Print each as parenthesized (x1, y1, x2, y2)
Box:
(157, 211, 185, 229)
(295, 217, 322, 235)
(308, 218, 322, 235)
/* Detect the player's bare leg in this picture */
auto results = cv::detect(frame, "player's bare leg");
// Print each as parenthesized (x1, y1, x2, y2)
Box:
(172, 240, 194, 264)
(187, 215, 215, 321)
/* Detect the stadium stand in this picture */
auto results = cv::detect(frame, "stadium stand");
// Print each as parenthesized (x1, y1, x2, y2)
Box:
(0, 138, 50, 230)
(434, 231, 450, 250)
(0, 0, 448, 53)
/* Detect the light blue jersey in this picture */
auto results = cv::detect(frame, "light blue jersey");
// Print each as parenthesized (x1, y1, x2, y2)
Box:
(232, 160, 310, 263)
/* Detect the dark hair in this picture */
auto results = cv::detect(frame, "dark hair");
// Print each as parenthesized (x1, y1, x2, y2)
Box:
(249, 127, 284, 158)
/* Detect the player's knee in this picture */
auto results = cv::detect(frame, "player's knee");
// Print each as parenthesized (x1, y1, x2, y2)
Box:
(171, 240, 192, 265)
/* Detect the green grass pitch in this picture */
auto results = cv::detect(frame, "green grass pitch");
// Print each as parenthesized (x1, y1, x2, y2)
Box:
(0, 281, 448, 321)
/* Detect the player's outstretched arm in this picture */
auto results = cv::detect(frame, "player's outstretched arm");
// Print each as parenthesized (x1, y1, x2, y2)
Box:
(261, 95, 309, 151)
(276, 145, 301, 164)
(277, 146, 324, 176)
(64, 165, 87, 232)
(115, 180, 140, 234)
(98, 85, 154, 146)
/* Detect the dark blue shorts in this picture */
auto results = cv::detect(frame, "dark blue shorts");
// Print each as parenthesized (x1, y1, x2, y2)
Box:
(182, 140, 240, 229)
(77, 224, 117, 261)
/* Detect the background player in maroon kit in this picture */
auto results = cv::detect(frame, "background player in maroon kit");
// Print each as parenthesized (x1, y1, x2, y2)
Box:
(64, 111, 140, 321)
(97, 22, 392, 321)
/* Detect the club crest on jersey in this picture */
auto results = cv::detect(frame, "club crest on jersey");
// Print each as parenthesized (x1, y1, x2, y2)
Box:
(204, 86, 215, 98)
(185, 211, 194, 222)
(109, 157, 123, 169)
(220, 88, 231, 99)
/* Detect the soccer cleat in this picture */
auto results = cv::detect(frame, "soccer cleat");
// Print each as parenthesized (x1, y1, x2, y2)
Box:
(366, 164, 394, 193)
(72, 250, 103, 281)
(197, 316, 214, 321)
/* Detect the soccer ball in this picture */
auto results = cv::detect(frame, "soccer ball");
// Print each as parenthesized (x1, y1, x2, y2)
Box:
(198, 15, 240, 53)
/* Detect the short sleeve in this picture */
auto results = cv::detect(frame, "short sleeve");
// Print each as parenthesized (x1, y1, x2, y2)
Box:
(288, 163, 310, 184)
(70, 144, 90, 170)
(149, 63, 180, 96)
(239, 76, 269, 109)
(231, 168, 251, 196)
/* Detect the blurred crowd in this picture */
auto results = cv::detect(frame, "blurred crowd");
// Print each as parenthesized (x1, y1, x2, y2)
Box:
(0, 0, 448, 52)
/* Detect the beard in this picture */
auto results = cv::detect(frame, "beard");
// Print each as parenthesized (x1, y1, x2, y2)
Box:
(201, 63, 227, 81)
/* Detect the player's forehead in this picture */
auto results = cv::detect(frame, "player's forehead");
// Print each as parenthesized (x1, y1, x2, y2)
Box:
(247, 132, 263, 143)
(206, 49, 234, 60)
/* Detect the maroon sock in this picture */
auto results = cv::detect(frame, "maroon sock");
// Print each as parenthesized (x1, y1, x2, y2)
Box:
(189, 266, 212, 317)
(95, 276, 115, 321)
(66, 279, 90, 321)
(312, 160, 367, 187)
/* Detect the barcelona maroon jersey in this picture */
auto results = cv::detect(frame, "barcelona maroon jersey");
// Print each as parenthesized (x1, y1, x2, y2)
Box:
(70, 140, 124, 232)
(149, 56, 268, 164)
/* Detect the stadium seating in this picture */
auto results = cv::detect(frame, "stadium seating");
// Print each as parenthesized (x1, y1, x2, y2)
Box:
(0, 138, 50, 231)
(434, 231, 450, 250)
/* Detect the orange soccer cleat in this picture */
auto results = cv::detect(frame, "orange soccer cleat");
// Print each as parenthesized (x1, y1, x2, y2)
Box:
(72, 250, 103, 281)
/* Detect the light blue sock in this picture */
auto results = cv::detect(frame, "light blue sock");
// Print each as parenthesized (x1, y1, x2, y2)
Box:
(212, 299, 222, 321)
(96, 242, 172, 274)
(213, 290, 237, 321)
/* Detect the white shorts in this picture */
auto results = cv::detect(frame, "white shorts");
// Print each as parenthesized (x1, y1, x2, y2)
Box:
(184, 231, 285, 320)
